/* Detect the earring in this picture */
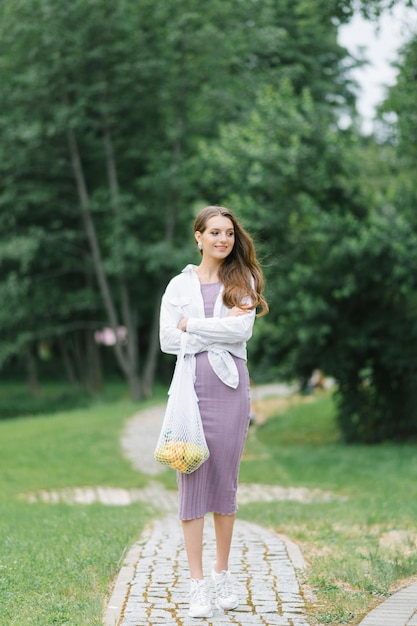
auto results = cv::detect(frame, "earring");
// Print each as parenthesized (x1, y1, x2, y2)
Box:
(197, 242, 203, 251)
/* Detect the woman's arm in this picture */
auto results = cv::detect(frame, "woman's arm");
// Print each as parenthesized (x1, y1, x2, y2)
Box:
(159, 294, 212, 356)
(185, 307, 255, 343)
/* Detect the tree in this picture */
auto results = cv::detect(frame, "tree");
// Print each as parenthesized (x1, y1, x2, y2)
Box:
(278, 208, 417, 442)
(0, 0, 147, 397)
(195, 2, 417, 442)
(378, 33, 417, 223)
(1, 0, 412, 404)
(0, 0, 355, 396)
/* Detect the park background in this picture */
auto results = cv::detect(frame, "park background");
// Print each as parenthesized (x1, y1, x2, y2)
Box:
(1, 0, 417, 624)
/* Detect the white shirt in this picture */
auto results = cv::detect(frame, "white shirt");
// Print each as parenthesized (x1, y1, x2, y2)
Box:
(159, 264, 256, 388)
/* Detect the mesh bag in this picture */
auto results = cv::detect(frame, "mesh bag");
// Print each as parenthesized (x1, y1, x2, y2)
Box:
(154, 334, 210, 474)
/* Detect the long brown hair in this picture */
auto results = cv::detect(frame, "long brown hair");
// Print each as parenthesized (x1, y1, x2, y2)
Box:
(194, 206, 268, 316)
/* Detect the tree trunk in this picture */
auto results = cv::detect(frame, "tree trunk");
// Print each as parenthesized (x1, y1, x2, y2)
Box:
(73, 331, 88, 390)
(24, 344, 39, 395)
(142, 111, 185, 393)
(66, 121, 141, 399)
(86, 330, 103, 393)
(102, 113, 141, 400)
(142, 288, 163, 397)
(58, 337, 78, 386)
(119, 282, 140, 399)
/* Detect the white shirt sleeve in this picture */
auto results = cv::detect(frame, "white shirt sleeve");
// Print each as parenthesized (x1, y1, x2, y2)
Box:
(186, 309, 255, 343)
(159, 270, 256, 356)
(159, 294, 212, 356)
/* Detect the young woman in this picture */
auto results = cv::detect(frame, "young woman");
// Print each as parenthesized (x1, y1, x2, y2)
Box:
(159, 205, 268, 618)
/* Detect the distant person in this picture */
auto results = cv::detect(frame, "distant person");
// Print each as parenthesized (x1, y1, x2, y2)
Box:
(159, 205, 268, 618)
(307, 369, 325, 393)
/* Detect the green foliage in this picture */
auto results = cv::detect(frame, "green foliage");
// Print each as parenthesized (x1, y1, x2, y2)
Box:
(0, 0, 359, 390)
(0, 0, 415, 432)
(195, 7, 417, 442)
(275, 207, 417, 443)
(379, 33, 417, 220)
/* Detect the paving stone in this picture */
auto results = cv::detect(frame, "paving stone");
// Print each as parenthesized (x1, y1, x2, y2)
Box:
(408, 612, 417, 626)
(357, 583, 417, 626)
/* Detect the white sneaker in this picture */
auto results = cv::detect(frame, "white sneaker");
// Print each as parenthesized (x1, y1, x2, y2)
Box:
(211, 564, 239, 610)
(188, 578, 213, 618)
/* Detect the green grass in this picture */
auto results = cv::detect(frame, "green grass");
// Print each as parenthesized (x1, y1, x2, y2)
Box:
(239, 391, 417, 624)
(0, 380, 168, 419)
(0, 395, 161, 626)
(2, 384, 417, 625)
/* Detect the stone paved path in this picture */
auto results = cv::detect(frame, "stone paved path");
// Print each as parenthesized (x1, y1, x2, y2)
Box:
(356, 582, 417, 626)
(105, 515, 309, 626)
(105, 388, 311, 626)
(107, 392, 417, 626)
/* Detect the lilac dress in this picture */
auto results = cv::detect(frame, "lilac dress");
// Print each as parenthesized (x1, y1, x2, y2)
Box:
(177, 282, 251, 520)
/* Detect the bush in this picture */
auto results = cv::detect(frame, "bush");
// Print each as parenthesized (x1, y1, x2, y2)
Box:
(0, 389, 90, 419)
(269, 208, 417, 443)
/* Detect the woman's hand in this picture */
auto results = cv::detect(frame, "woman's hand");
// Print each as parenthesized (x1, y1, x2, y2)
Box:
(227, 305, 251, 317)
(177, 318, 188, 331)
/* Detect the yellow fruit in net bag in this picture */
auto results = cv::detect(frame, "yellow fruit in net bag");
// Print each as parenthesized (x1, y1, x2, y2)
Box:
(155, 441, 184, 466)
(183, 443, 209, 472)
(171, 456, 188, 472)
(155, 440, 209, 473)
(154, 442, 169, 464)
(183, 442, 203, 465)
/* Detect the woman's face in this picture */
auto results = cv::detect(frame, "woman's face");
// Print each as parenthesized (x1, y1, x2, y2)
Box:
(195, 215, 235, 262)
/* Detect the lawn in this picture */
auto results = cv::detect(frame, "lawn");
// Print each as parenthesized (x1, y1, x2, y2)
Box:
(1, 386, 416, 625)
(0, 395, 157, 626)
(239, 391, 417, 624)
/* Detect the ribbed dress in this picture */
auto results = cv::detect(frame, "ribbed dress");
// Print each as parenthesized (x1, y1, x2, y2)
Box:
(177, 282, 251, 521)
